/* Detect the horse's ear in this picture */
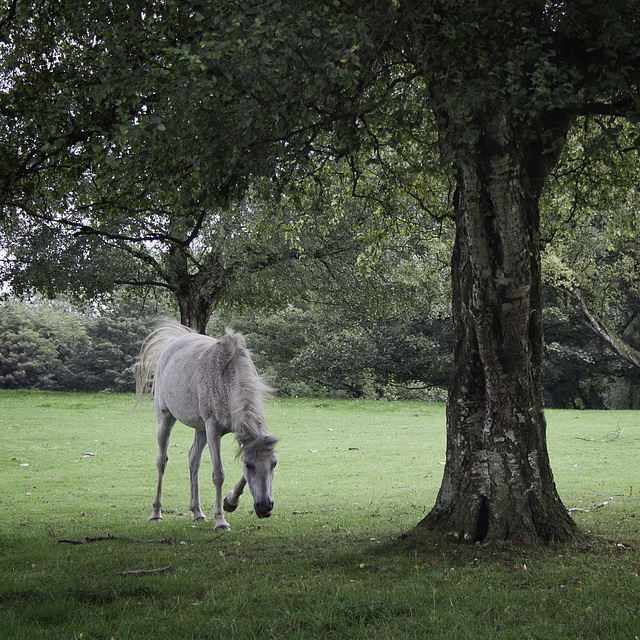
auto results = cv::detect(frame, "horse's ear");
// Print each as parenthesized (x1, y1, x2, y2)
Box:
(223, 328, 246, 350)
(263, 435, 279, 449)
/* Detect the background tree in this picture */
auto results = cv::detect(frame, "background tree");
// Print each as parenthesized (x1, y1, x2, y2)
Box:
(1, 1, 418, 332)
(0, 307, 58, 389)
(217, 228, 454, 399)
(0, 295, 160, 391)
(543, 118, 640, 371)
(2, 194, 290, 333)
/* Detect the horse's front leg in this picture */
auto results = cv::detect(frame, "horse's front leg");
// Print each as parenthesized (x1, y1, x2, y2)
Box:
(188, 429, 208, 521)
(206, 426, 231, 531)
(224, 476, 247, 513)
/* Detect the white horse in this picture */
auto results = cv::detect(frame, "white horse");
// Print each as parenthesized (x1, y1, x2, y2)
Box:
(135, 319, 277, 531)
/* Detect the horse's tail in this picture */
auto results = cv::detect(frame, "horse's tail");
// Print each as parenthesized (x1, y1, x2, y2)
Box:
(221, 329, 275, 438)
(134, 318, 193, 404)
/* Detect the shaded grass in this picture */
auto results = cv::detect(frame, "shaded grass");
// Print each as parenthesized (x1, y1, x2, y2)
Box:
(1, 391, 639, 639)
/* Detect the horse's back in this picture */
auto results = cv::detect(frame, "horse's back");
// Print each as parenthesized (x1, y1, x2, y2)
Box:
(155, 333, 232, 430)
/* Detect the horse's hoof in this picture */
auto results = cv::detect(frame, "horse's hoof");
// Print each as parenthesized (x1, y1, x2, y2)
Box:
(192, 514, 207, 522)
(223, 497, 238, 512)
(149, 515, 163, 521)
(214, 522, 231, 532)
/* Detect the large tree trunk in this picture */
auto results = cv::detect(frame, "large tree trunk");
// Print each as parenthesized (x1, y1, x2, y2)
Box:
(167, 242, 220, 334)
(176, 287, 216, 335)
(418, 113, 579, 544)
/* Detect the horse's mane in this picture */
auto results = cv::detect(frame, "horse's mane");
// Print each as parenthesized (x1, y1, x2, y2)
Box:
(221, 328, 276, 447)
(134, 318, 193, 403)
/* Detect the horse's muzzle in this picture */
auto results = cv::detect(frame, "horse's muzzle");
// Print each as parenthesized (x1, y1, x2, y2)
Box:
(255, 499, 274, 519)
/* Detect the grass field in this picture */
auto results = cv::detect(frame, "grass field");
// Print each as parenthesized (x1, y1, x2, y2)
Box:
(1, 390, 639, 639)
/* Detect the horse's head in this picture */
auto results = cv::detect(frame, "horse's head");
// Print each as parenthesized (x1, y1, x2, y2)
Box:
(238, 434, 278, 519)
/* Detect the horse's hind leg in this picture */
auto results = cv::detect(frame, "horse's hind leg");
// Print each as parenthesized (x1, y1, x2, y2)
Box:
(150, 409, 176, 521)
(189, 429, 208, 521)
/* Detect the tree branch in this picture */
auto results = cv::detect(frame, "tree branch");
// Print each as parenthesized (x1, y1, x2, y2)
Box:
(571, 99, 639, 118)
(560, 286, 640, 369)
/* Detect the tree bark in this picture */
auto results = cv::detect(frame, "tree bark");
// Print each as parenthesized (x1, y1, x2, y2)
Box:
(418, 112, 579, 544)
(176, 286, 217, 335)
(167, 242, 221, 334)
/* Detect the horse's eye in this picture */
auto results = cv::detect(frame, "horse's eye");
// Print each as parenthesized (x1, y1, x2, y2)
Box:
(245, 463, 255, 472)
(272, 461, 278, 468)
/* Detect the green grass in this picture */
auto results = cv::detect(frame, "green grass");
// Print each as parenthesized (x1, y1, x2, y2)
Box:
(1, 390, 639, 639)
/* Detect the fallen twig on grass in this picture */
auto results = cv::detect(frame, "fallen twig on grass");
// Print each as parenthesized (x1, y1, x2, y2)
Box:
(568, 500, 610, 513)
(58, 535, 182, 545)
(576, 425, 623, 443)
(115, 565, 173, 577)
